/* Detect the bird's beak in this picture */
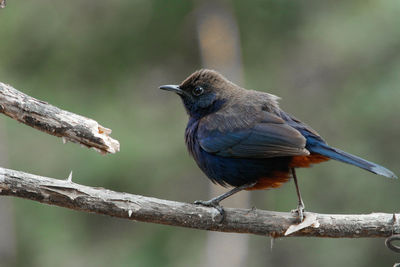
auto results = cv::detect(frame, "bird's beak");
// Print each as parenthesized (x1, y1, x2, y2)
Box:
(159, 84, 183, 95)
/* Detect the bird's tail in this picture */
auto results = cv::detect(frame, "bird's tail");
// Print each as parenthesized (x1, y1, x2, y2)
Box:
(309, 142, 397, 179)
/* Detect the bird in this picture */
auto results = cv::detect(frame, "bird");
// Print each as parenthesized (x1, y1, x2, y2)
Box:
(159, 69, 397, 221)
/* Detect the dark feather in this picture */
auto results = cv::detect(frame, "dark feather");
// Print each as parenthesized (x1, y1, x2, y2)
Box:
(198, 109, 309, 158)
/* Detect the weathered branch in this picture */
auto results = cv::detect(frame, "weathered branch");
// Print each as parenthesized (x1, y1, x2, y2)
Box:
(0, 166, 398, 238)
(0, 82, 120, 154)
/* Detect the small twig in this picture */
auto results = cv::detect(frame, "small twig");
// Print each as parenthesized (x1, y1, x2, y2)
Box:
(0, 166, 399, 238)
(0, 82, 120, 154)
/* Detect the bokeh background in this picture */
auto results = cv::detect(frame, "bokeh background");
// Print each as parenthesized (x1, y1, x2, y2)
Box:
(0, 1, 399, 266)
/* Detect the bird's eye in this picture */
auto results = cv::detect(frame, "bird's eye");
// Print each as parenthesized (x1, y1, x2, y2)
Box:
(192, 86, 204, 96)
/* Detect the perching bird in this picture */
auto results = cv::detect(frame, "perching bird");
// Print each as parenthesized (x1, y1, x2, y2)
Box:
(160, 69, 397, 221)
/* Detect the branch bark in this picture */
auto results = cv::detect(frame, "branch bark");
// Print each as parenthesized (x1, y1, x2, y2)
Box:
(1, 166, 398, 238)
(0, 82, 120, 154)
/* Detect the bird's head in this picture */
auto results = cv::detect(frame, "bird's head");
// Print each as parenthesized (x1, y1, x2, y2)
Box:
(160, 69, 236, 119)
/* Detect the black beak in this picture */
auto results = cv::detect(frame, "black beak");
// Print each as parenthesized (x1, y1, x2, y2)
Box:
(159, 84, 183, 95)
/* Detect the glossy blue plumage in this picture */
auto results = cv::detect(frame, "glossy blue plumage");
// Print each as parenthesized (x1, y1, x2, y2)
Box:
(185, 117, 292, 187)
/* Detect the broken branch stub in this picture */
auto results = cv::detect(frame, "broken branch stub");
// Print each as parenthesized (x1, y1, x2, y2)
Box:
(0, 82, 120, 154)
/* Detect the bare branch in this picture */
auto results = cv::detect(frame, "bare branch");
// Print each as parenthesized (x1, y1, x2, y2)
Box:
(0, 166, 398, 238)
(0, 82, 120, 154)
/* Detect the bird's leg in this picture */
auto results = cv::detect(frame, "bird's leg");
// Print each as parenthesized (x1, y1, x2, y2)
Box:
(194, 181, 257, 218)
(291, 168, 305, 222)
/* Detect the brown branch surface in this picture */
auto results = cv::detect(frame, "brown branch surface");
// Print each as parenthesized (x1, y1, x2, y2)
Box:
(0, 82, 120, 154)
(1, 166, 399, 238)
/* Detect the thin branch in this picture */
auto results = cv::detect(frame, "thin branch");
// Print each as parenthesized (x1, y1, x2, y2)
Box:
(1, 166, 399, 238)
(0, 82, 120, 154)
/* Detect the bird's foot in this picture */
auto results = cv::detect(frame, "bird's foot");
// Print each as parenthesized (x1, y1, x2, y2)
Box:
(291, 202, 305, 222)
(194, 199, 225, 222)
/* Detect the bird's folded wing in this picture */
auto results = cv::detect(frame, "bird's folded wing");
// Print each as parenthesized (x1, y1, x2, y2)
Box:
(197, 111, 310, 158)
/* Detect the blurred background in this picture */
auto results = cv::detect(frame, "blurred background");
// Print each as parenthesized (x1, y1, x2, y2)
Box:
(0, 0, 399, 266)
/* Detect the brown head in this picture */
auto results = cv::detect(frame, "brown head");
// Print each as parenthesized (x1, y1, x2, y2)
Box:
(160, 69, 282, 119)
(159, 69, 239, 118)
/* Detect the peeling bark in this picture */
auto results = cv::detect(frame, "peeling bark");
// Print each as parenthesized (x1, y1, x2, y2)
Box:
(0, 82, 119, 154)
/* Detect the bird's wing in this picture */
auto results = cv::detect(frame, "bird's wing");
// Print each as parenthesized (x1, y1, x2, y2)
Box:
(197, 110, 309, 158)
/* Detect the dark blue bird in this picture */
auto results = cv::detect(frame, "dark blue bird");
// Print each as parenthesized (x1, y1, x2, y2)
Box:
(160, 69, 397, 220)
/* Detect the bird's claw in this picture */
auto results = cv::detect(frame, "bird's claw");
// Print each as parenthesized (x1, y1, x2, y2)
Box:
(194, 200, 225, 222)
(291, 203, 305, 222)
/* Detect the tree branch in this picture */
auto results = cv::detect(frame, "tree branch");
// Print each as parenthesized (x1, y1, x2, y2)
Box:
(1, 166, 398, 238)
(0, 82, 120, 154)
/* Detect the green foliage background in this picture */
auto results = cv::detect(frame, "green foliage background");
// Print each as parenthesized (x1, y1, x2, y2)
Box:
(0, 1, 399, 266)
